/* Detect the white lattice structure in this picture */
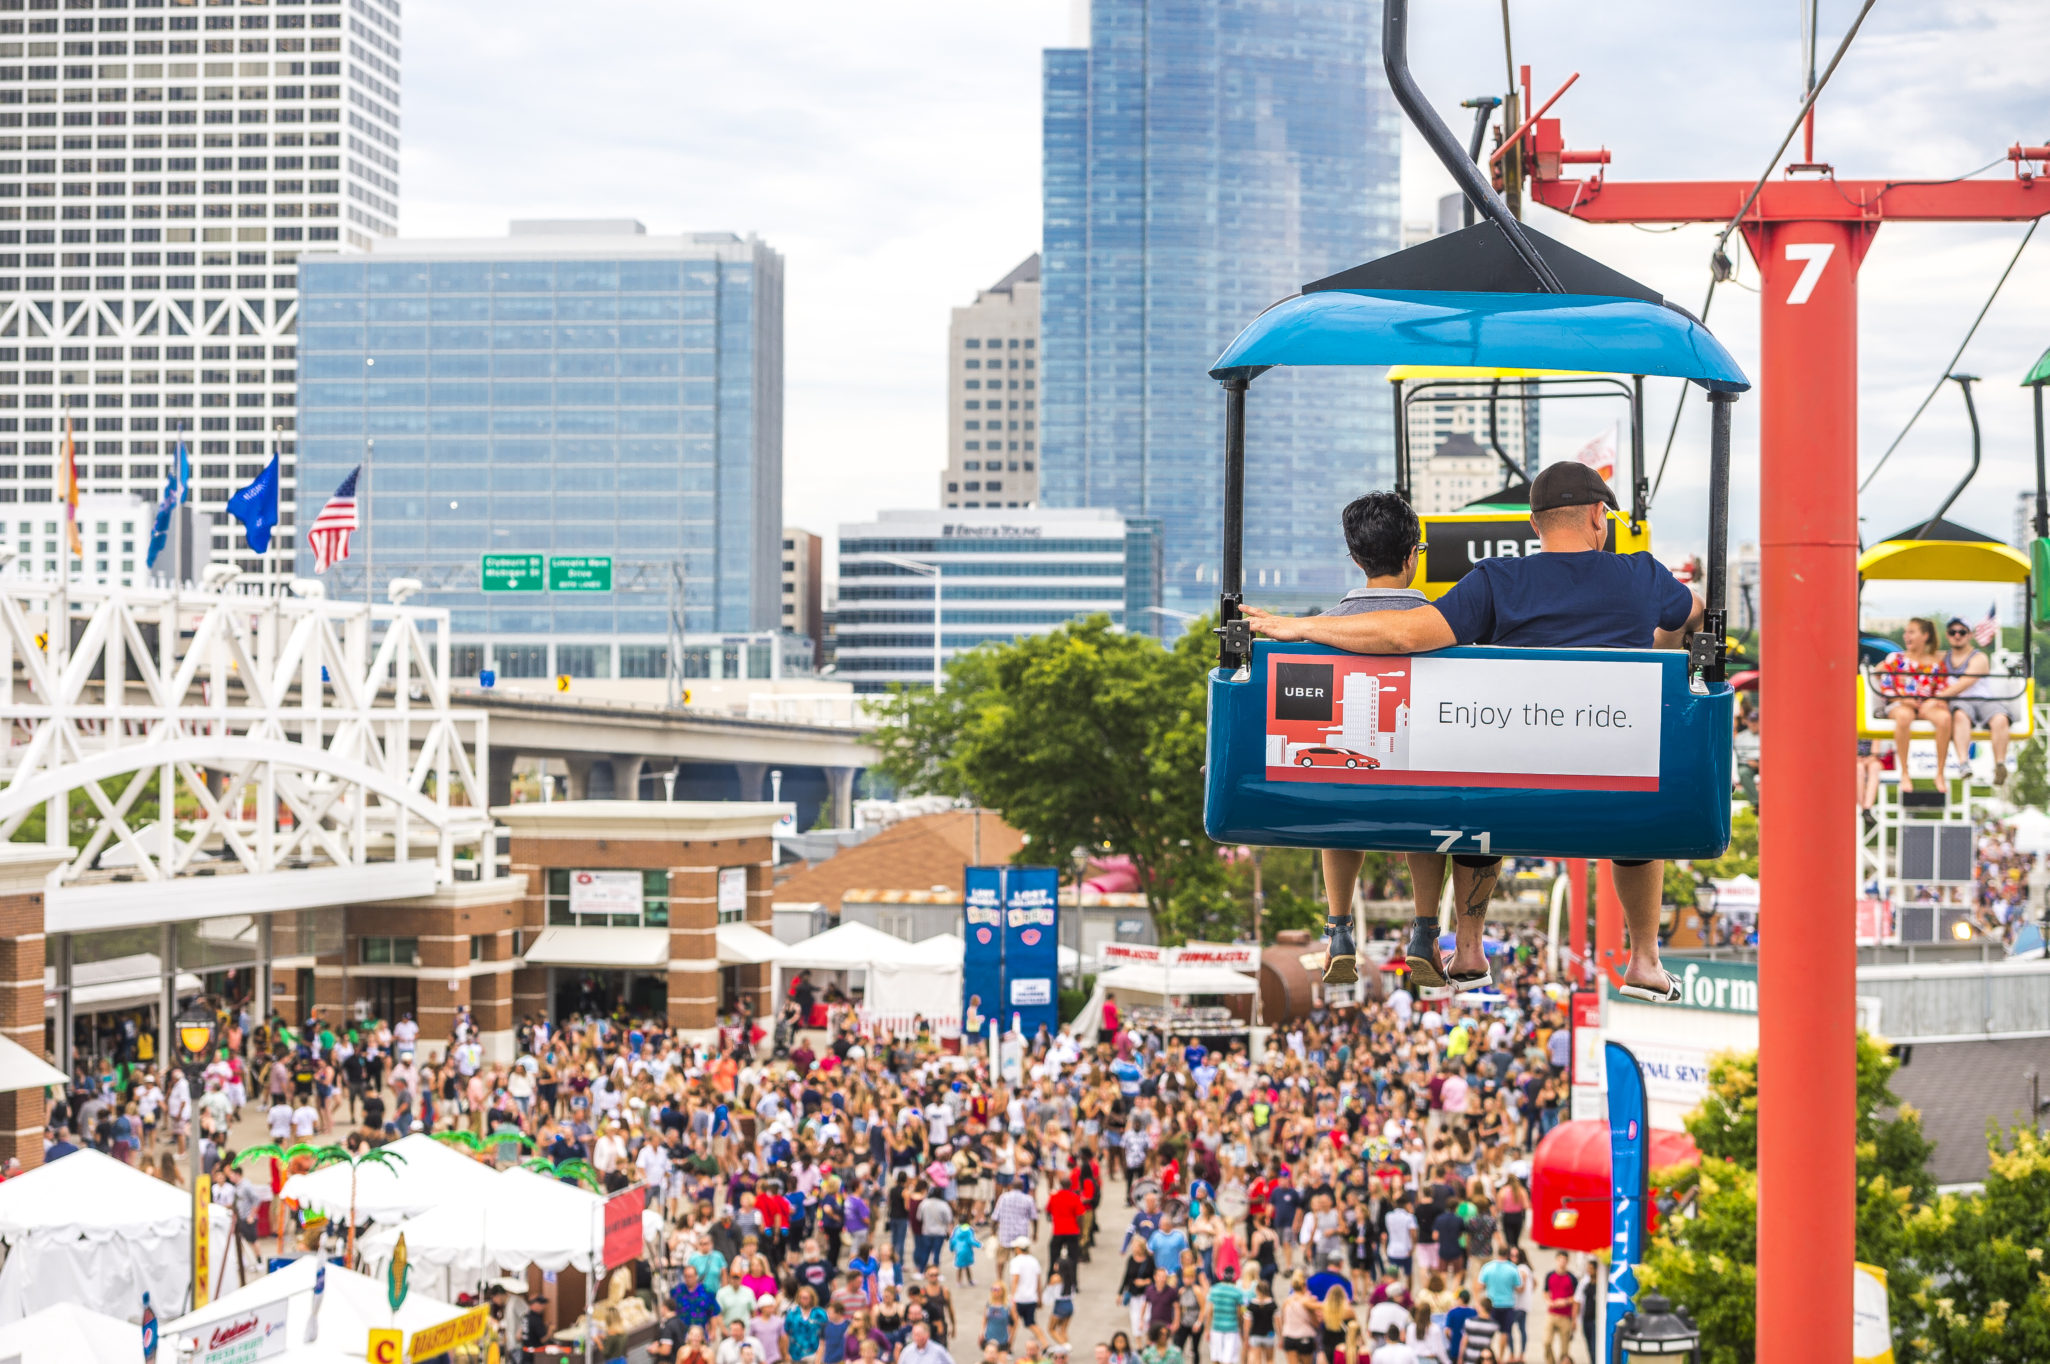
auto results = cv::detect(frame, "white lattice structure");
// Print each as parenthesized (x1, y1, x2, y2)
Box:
(0, 569, 492, 927)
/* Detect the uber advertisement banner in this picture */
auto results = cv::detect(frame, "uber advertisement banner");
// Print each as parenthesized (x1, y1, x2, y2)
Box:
(1263, 651, 1663, 791)
(1416, 511, 1648, 599)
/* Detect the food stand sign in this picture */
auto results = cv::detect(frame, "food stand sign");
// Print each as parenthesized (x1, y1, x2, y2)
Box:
(195, 1298, 290, 1364)
(407, 1307, 492, 1363)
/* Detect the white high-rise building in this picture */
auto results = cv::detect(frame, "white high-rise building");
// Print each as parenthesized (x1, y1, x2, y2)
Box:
(1337, 672, 1379, 754)
(0, 0, 399, 577)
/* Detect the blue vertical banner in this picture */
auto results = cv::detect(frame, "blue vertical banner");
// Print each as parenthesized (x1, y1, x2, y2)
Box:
(1002, 865, 1062, 1037)
(962, 866, 1006, 1035)
(1604, 1041, 1650, 1361)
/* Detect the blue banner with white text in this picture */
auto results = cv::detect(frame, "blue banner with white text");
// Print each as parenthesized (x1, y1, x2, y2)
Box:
(1604, 1040, 1650, 1358)
(961, 866, 1005, 1036)
(1001, 865, 1061, 1038)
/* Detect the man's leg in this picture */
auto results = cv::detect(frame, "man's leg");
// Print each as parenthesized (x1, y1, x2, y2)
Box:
(1990, 712, 2012, 782)
(1445, 858, 1500, 981)
(1614, 860, 1671, 995)
(1318, 849, 1366, 986)
(1403, 854, 1450, 995)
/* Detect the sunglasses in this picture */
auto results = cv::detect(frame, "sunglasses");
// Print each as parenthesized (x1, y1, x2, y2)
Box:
(1948, 629, 1970, 637)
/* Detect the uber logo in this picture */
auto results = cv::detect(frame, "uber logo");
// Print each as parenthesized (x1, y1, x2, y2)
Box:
(1274, 662, 1335, 722)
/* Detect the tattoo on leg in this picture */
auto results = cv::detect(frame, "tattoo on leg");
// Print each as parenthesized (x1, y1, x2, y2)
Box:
(1461, 867, 1497, 920)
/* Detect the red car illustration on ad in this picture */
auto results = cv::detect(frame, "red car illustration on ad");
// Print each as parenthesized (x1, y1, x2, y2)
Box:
(1291, 746, 1381, 769)
(1262, 651, 1665, 792)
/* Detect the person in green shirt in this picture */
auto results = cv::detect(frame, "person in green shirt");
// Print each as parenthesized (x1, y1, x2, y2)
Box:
(1202, 1277, 1246, 1364)
(716, 1279, 756, 1328)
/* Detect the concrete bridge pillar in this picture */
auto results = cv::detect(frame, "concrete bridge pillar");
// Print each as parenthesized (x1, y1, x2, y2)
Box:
(609, 755, 648, 801)
(563, 756, 595, 801)
(734, 762, 768, 802)
(488, 749, 519, 808)
(827, 766, 859, 829)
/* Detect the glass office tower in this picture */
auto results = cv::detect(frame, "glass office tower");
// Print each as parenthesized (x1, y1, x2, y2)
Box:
(1041, 0, 1400, 621)
(294, 221, 784, 668)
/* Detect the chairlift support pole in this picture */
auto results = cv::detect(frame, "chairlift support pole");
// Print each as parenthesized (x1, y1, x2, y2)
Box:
(1522, 72, 2049, 1364)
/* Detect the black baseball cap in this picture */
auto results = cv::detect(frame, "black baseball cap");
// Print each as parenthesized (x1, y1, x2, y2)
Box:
(1530, 461, 1618, 513)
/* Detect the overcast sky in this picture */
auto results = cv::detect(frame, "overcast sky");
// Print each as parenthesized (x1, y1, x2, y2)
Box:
(400, 0, 2050, 599)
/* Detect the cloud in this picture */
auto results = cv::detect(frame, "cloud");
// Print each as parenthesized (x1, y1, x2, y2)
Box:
(397, 0, 2050, 575)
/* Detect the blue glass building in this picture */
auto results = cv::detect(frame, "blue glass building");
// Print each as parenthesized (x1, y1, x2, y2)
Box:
(294, 221, 784, 673)
(1041, 1, 1401, 620)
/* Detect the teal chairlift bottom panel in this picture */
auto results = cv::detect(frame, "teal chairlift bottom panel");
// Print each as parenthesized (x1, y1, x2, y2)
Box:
(1204, 642, 1735, 861)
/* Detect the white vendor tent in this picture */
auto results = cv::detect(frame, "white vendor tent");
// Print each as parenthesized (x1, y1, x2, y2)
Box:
(279, 1132, 503, 1225)
(358, 1166, 652, 1305)
(168, 1255, 474, 1364)
(0, 1149, 246, 1324)
(1065, 962, 1257, 1044)
(777, 922, 964, 1036)
(0, 1302, 140, 1364)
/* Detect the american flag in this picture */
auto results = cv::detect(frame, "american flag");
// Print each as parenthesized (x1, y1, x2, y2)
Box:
(308, 466, 361, 573)
(1974, 604, 1998, 647)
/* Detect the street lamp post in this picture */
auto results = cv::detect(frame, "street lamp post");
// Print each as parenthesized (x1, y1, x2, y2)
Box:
(1069, 844, 1089, 972)
(1613, 1294, 1702, 1361)
(875, 553, 942, 692)
(173, 998, 218, 1310)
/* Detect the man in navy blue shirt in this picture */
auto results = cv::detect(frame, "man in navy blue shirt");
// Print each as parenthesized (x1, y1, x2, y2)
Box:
(1244, 462, 1699, 1004)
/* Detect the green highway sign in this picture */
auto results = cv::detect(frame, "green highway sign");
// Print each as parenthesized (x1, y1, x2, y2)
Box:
(548, 556, 613, 592)
(480, 553, 544, 592)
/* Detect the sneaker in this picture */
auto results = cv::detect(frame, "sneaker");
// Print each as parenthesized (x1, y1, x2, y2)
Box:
(1323, 918, 1358, 985)
(1995, 760, 2008, 785)
(1405, 925, 1453, 999)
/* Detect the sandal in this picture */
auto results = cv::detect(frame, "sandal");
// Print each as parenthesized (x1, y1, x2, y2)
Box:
(1322, 918, 1358, 986)
(1615, 970, 1684, 1004)
(1406, 928, 1452, 999)
(1447, 967, 1493, 995)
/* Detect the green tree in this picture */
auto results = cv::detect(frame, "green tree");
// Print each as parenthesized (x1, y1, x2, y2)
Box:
(2012, 735, 2048, 810)
(869, 615, 1217, 933)
(1691, 806, 1759, 881)
(1905, 1127, 2050, 1362)
(1641, 1034, 1934, 1364)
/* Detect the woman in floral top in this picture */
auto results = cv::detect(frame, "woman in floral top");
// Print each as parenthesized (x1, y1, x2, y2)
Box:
(1873, 617, 1952, 791)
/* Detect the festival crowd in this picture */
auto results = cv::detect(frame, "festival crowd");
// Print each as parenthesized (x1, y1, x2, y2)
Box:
(39, 931, 1605, 1364)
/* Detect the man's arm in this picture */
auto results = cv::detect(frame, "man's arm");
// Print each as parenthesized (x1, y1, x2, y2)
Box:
(1241, 605, 1456, 654)
(1652, 591, 1707, 652)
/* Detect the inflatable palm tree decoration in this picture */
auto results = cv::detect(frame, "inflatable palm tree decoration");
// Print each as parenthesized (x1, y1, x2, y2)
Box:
(235, 1142, 407, 1267)
(518, 1156, 603, 1192)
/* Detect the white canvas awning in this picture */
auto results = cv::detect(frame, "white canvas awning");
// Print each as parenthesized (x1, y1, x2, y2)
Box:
(522, 926, 668, 969)
(715, 921, 788, 966)
(0, 1302, 140, 1364)
(1095, 962, 1258, 997)
(168, 1256, 471, 1364)
(0, 1036, 66, 1095)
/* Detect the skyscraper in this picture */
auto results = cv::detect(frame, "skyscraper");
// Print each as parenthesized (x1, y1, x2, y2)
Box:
(294, 221, 785, 675)
(0, 0, 399, 574)
(941, 253, 1038, 510)
(1040, 0, 1400, 621)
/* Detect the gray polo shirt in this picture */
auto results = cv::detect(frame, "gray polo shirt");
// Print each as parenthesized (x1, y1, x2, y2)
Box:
(1322, 585, 1429, 617)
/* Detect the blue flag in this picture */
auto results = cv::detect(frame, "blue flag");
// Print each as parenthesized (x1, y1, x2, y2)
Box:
(227, 453, 281, 555)
(146, 436, 191, 569)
